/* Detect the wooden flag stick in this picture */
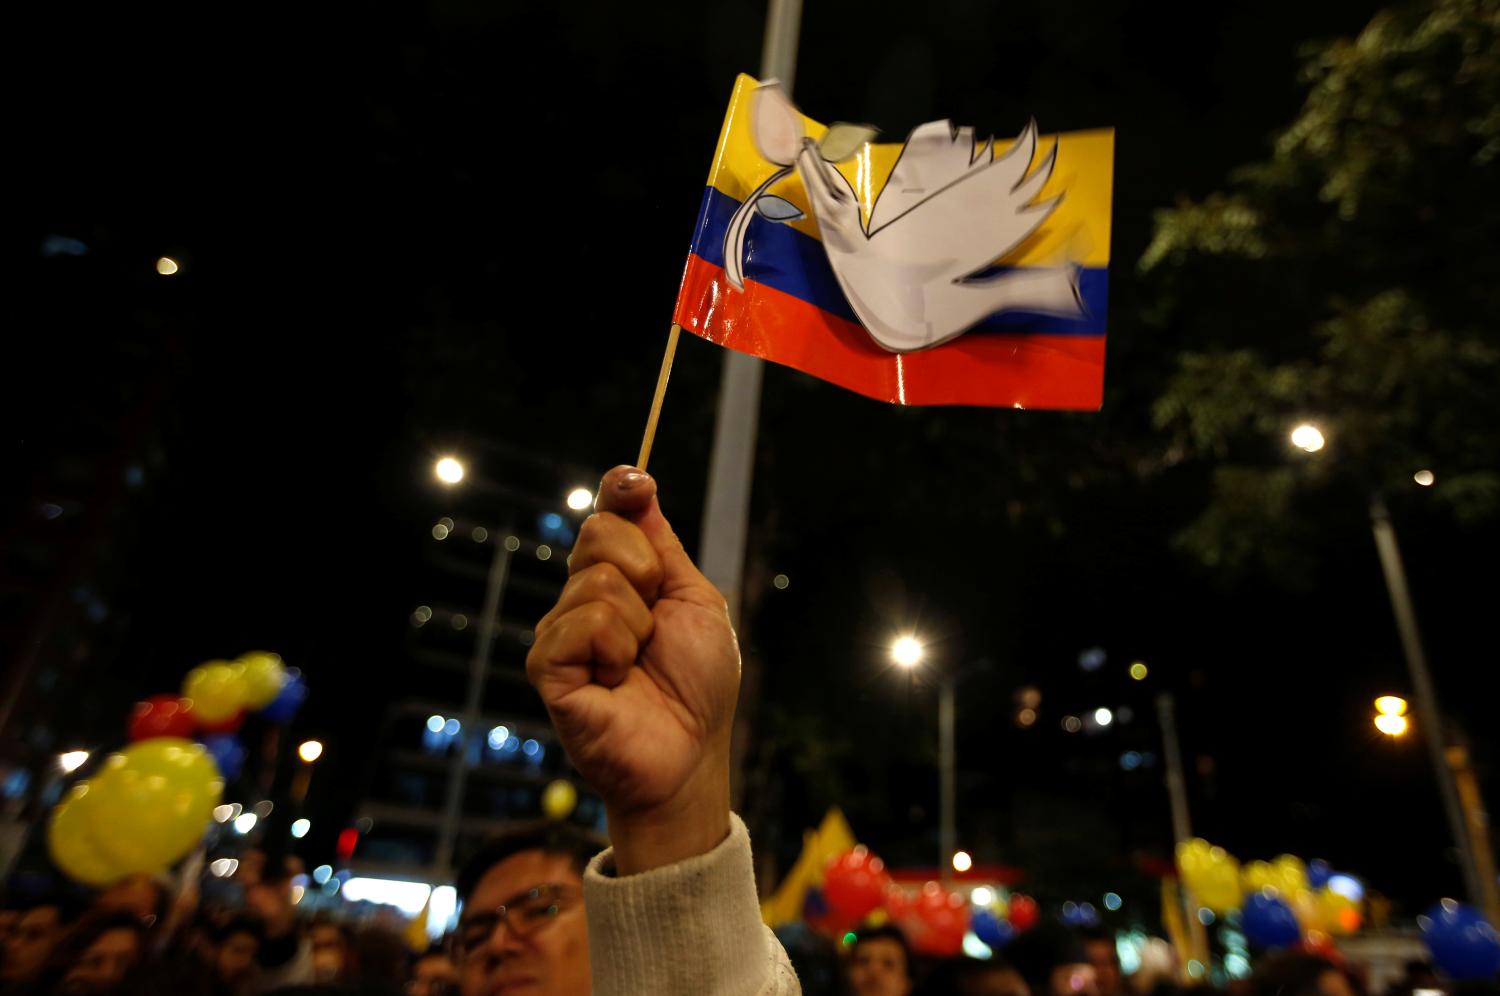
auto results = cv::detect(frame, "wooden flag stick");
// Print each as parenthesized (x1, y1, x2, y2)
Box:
(636, 324, 682, 473)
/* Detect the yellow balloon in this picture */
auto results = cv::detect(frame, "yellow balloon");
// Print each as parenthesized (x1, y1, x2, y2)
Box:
(1194, 849, 1244, 913)
(48, 783, 122, 887)
(1176, 838, 1214, 877)
(541, 780, 578, 820)
(88, 738, 224, 875)
(237, 652, 286, 710)
(1273, 854, 1308, 895)
(183, 661, 247, 724)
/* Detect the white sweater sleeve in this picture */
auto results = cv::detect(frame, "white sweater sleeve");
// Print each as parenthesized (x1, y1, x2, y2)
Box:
(582, 813, 801, 996)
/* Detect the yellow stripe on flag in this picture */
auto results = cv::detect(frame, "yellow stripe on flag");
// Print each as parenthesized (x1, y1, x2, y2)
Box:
(702, 74, 1113, 268)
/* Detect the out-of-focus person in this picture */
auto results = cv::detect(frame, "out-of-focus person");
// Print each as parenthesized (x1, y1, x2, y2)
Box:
(42, 911, 149, 996)
(1250, 953, 1356, 996)
(2, 896, 77, 987)
(1008, 923, 1099, 996)
(917, 957, 1031, 996)
(92, 877, 169, 932)
(1080, 927, 1121, 996)
(309, 919, 353, 985)
(848, 925, 914, 996)
(210, 916, 263, 996)
(408, 946, 459, 996)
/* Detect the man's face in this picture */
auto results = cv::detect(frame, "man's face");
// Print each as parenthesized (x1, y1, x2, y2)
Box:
(410, 953, 461, 996)
(2, 905, 64, 981)
(1050, 962, 1100, 996)
(217, 931, 260, 983)
(310, 924, 348, 982)
(849, 937, 912, 996)
(1085, 939, 1120, 996)
(58, 927, 140, 995)
(458, 850, 590, 996)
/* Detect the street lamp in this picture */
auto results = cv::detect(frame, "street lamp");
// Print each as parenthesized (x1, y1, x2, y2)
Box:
(1375, 696, 1409, 737)
(1294, 422, 1497, 920)
(890, 635, 925, 669)
(566, 487, 594, 511)
(1290, 423, 1326, 453)
(298, 740, 324, 763)
(434, 456, 465, 486)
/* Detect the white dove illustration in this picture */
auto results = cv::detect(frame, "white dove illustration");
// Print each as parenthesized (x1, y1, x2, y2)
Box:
(726, 84, 1084, 353)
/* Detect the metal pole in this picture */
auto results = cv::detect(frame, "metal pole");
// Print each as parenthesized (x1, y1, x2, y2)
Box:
(706, 0, 802, 809)
(1370, 494, 1487, 908)
(700, 0, 801, 624)
(939, 678, 956, 884)
(1447, 745, 1500, 924)
(433, 535, 513, 877)
(1157, 693, 1211, 981)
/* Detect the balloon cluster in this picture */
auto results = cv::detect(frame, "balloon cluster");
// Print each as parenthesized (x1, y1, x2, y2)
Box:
(48, 651, 308, 888)
(1420, 900, 1500, 981)
(1176, 840, 1364, 947)
(811, 846, 1041, 956)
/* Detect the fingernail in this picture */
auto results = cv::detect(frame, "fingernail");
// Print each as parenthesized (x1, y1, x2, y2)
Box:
(617, 470, 649, 490)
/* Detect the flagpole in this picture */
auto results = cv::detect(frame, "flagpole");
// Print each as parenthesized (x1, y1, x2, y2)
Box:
(636, 325, 681, 473)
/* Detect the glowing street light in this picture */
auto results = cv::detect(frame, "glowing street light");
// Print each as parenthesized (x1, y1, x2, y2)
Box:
(952, 850, 973, 873)
(57, 751, 90, 774)
(566, 487, 594, 511)
(890, 635, 925, 669)
(298, 740, 324, 763)
(434, 456, 465, 486)
(1290, 423, 1326, 453)
(1093, 707, 1114, 727)
(290, 818, 311, 839)
(155, 256, 179, 276)
(1375, 695, 1409, 717)
(1375, 713, 1409, 737)
(1414, 470, 1435, 487)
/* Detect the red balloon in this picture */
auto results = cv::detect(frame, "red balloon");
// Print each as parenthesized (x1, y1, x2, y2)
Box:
(197, 710, 245, 735)
(1008, 893, 1040, 932)
(824, 847, 892, 922)
(899, 882, 969, 956)
(127, 695, 197, 741)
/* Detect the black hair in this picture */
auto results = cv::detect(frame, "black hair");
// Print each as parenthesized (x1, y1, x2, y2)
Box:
(454, 823, 606, 904)
(851, 924, 913, 977)
(1251, 953, 1344, 996)
(213, 914, 265, 946)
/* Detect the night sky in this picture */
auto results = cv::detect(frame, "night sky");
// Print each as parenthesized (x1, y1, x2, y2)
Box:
(13, 0, 1492, 916)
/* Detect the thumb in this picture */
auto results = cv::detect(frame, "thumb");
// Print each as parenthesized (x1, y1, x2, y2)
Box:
(594, 466, 719, 604)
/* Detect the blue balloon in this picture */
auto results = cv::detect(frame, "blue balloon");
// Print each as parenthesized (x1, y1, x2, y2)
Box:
(1308, 859, 1332, 890)
(973, 908, 1017, 948)
(1241, 892, 1303, 949)
(1422, 901, 1500, 980)
(259, 668, 307, 724)
(200, 733, 246, 782)
(802, 886, 828, 921)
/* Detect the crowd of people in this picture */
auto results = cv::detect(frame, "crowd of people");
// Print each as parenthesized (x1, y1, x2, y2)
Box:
(0, 866, 460, 994)
(0, 468, 1491, 994)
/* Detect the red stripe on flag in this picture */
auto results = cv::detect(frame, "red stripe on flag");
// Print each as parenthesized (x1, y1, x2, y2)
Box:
(673, 253, 1105, 410)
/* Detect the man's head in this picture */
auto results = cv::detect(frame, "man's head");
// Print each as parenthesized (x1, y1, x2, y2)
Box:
(453, 824, 603, 996)
(214, 916, 264, 988)
(309, 919, 352, 983)
(1080, 927, 1121, 996)
(2, 898, 73, 983)
(410, 946, 461, 996)
(1007, 922, 1098, 996)
(50, 912, 147, 996)
(848, 925, 914, 996)
(1252, 954, 1355, 996)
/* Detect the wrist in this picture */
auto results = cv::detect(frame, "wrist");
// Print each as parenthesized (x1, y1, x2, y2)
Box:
(605, 744, 731, 876)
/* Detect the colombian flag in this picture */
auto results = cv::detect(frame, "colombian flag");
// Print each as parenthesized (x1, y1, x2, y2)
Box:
(673, 75, 1114, 409)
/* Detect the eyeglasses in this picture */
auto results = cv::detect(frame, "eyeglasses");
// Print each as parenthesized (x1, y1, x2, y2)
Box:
(456, 884, 576, 956)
